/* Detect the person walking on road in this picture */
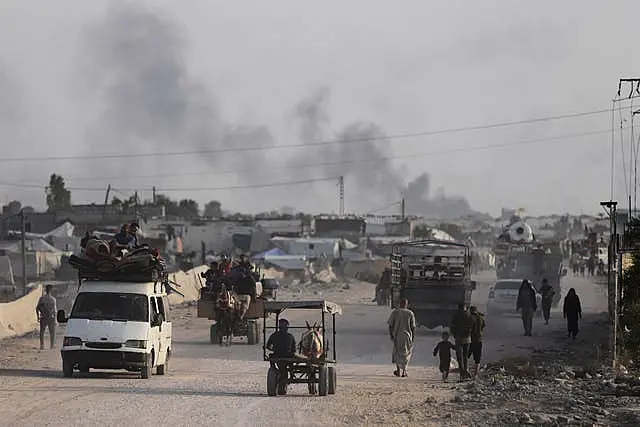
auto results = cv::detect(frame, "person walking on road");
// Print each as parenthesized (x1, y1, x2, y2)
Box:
(387, 298, 416, 378)
(468, 306, 485, 379)
(433, 331, 455, 382)
(36, 284, 57, 350)
(450, 303, 475, 381)
(538, 278, 555, 325)
(563, 288, 583, 339)
(516, 279, 537, 336)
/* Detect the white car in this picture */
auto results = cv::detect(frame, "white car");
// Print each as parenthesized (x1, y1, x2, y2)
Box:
(487, 279, 542, 317)
(57, 280, 172, 379)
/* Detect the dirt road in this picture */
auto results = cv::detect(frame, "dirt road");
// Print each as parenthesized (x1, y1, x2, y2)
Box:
(0, 272, 607, 426)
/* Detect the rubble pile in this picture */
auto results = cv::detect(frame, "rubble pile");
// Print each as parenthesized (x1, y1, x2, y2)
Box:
(448, 315, 640, 426)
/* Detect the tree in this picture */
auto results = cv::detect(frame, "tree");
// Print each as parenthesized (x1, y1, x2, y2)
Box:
(45, 174, 71, 212)
(178, 199, 199, 219)
(203, 200, 222, 218)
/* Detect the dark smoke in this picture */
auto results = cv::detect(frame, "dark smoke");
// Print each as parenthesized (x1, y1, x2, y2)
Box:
(292, 87, 474, 218)
(82, 3, 273, 183)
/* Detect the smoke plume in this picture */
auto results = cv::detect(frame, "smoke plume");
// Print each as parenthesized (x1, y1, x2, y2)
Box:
(291, 87, 474, 218)
(82, 3, 273, 183)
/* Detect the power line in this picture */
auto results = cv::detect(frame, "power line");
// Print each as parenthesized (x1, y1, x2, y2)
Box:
(0, 107, 612, 163)
(0, 176, 338, 193)
(44, 126, 619, 184)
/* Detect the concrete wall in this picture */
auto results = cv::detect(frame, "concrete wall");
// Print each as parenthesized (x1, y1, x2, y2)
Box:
(0, 284, 42, 339)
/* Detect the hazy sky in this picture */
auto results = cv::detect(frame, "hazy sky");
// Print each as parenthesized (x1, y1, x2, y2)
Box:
(0, 0, 638, 217)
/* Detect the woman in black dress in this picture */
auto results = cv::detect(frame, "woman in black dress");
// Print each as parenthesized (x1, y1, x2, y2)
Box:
(563, 288, 582, 339)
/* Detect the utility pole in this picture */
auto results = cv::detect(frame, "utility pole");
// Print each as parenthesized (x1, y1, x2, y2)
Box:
(601, 200, 618, 367)
(337, 176, 344, 216)
(102, 184, 111, 221)
(19, 209, 27, 296)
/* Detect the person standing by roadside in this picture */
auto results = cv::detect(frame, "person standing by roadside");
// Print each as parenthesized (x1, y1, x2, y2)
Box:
(36, 284, 57, 350)
(538, 278, 555, 325)
(468, 306, 485, 379)
(450, 303, 474, 381)
(563, 288, 583, 339)
(387, 298, 416, 378)
(516, 279, 537, 336)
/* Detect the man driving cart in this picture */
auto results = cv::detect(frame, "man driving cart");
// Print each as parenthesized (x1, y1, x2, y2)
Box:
(266, 318, 297, 394)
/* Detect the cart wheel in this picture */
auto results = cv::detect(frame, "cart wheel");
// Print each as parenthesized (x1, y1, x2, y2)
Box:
(318, 366, 328, 396)
(328, 366, 336, 395)
(209, 324, 218, 345)
(267, 367, 278, 396)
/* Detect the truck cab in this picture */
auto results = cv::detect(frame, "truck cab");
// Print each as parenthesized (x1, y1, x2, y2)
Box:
(57, 280, 172, 379)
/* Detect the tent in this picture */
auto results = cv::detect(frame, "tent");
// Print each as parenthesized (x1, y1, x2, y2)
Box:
(253, 247, 286, 260)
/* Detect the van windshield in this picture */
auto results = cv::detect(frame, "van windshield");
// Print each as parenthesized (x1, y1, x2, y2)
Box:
(70, 292, 148, 322)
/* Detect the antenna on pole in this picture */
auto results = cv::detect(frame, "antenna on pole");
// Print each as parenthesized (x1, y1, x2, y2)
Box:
(337, 176, 344, 216)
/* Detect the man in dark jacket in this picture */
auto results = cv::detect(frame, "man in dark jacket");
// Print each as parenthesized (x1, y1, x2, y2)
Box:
(266, 318, 297, 390)
(516, 279, 537, 336)
(450, 303, 475, 381)
(468, 306, 485, 378)
(538, 278, 555, 325)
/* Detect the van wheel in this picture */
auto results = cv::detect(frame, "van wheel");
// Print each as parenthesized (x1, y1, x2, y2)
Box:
(62, 359, 73, 378)
(141, 354, 152, 379)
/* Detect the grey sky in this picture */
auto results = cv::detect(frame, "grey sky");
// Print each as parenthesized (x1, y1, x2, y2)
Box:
(0, 1, 637, 217)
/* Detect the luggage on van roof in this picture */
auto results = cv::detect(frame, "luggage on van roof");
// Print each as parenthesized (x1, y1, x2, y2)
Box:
(68, 241, 168, 283)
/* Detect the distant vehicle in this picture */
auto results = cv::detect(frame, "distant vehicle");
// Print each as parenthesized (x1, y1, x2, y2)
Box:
(487, 279, 542, 317)
(493, 217, 566, 307)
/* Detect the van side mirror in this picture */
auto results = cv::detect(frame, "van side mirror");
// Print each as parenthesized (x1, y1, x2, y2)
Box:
(57, 310, 68, 324)
(470, 280, 477, 290)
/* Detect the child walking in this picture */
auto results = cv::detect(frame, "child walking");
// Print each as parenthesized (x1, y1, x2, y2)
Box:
(433, 331, 455, 382)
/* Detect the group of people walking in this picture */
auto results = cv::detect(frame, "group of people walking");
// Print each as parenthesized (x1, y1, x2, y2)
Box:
(517, 278, 583, 339)
(387, 280, 584, 382)
(387, 300, 485, 382)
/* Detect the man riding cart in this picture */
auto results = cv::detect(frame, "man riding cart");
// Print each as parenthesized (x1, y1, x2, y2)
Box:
(197, 261, 264, 345)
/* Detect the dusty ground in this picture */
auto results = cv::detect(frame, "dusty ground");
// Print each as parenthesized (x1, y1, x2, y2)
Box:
(0, 271, 629, 426)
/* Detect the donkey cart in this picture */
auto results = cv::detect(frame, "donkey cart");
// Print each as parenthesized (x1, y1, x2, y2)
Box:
(263, 300, 342, 397)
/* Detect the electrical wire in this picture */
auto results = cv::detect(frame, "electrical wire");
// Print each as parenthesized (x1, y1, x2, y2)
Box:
(39, 126, 620, 184)
(0, 107, 613, 163)
(0, 176, 339, 193)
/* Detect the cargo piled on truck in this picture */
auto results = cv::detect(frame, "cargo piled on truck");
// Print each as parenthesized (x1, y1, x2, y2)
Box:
(389, 240, 476, 329)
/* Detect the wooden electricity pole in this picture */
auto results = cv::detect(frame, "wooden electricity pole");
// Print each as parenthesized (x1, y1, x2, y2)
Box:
(20, 209, 27, 296)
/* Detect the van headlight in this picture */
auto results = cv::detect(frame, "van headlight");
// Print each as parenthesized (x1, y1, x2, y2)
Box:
(124, 340, 147, 349)
(63, 337, 83, 347)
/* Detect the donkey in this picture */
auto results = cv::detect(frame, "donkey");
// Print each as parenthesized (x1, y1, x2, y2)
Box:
(299, 321, 324, 394)
(299, 321, 324, 359)
(215, 287, 237, 346)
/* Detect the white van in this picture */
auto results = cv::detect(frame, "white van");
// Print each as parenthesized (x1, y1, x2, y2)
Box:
(57, 280, 172, 379)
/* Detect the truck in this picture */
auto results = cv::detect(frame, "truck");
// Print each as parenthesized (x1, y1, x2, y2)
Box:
(389, 240, 476, 329)
(493, 219, 566, 307)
